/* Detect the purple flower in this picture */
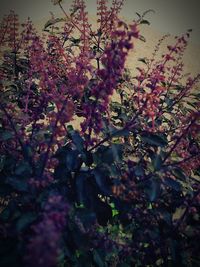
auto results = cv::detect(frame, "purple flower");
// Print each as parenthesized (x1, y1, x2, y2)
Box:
(25, 194, 68, 267)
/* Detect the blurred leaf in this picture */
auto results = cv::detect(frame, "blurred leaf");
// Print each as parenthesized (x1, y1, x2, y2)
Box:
(111, 128, 130, 137)
(140, 19, 150, 25)
(93, 168, 111, 196)
(172, 167, 186, 181)
(68, 128, 84, 152)
(0, 156, 5, 172)
(16, 212, 37, 232)
(152, 154, 163, 171)
(135, 12, 141, 18)
(138, 57, 148, 64)
(6, 176, 28, 192)
(15, 161, 32, 176)
(94, 144, 123, 165)
(134, 165, 145, 176)
(76, 172, 91, 207)
(141, 133, 168, 147)
(0, 130, 13, 141)
(55, 144, 81, 172)
(145, 178, 161, 202)
(164, 177, 181, 191)
(138, 35, 146, 42)
(44, 17, 64, 30)
(76, 209, 96, 228)
(93, 250, 104, 267)
(0, 207, 10, 221)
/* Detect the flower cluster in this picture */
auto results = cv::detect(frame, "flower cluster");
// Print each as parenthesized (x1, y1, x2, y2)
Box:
(0, 2, 200, 267)
(25, 194, 68, 267)
(133, 31, 194, 131)
(81, 22, 139, 143)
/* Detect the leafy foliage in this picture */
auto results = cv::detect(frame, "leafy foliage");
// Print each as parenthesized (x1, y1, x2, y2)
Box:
(0, 1, 199, 267)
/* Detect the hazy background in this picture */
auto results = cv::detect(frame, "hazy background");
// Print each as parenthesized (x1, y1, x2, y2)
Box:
(0, 0, 200, 76)
(0, 0, 200, 44)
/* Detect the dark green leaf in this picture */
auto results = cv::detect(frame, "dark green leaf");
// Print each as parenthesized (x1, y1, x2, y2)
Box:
(0, 130, 13, 141)
(141, 133, 168, 147)
(138, 57, 148, 64)
(15, 161, 32, 176)
(93, 168, 111, 196)
(6, 177, 28, 192)
(93, 250, 105, 267)
(94, 144, 123, 165)
(172, 167, 186, 181)
(138, 35, 146, 42)
(0, 156, 5, 172)
(16, 212, 37, 232)
(135, 12, 141, 18)
(140, 19, 150, 25)
(111, 128, 130, 137)
(68, 128, 84, 152)
(164, 177, 181, 191)
(43, 18, 65, 30)
(76, 172, 89, 206)
(152, 154, 163, 171)
(134, 165, 144, 176)
(145, 178, 161, 202)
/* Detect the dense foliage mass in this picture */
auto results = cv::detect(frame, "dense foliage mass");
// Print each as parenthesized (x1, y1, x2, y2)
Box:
(0, 0, 199, 266)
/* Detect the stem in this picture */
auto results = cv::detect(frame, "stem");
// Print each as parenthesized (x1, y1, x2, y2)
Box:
(162, 117, 197, 164)
(164, 153, 200, 167)
(162, 74, 200, 115)
(39, 102, 67, 177)
(59, 2, 98, 48)
(0, 103, 27, 160)
(88, 135, 109, 152)
(0, 16, 9, 46)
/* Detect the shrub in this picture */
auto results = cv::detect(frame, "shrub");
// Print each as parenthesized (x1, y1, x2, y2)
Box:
(0, 1, 199, 266)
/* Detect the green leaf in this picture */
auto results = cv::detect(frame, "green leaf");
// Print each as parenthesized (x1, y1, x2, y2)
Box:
(93, 168, 111, 196)
(145, 178, 161, 202)
(0, 156, 5, 172)
(135, 12, 141, 18)
(55, 144, 81, 172)
(110, 202, 119, 217)
(76, 172, 89, 206)
(6, 176, 28, 192)
(43, 17, 65, 30)
(140, 19, 150, 25)
(141, 133, 168, 147)
(172, 167, 186, 181)
(94, 144, 123, 165)
(111, 128, 130, 138)
(70, 37, 81, 45)
(93, 250, 105, 267)
(0, 207, 10, 221)
(138, 57, 148, 64)
(68, 128, 84, 152)
(152, 154, 163, 171)
(16, 213, 37, 232)
(15, 161, 32, 176)
(164, 177, 181, 191)
(0, 130, 13, 141)
(138, 35, 146, 42)
(134, 165, 145, 176)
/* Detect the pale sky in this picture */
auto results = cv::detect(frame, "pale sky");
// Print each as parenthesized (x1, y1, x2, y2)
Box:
(1, 0, 200, 43)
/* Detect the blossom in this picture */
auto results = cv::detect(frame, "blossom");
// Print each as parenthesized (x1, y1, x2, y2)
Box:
(81, 21, 139, 142)
(25, 194, 68, 267)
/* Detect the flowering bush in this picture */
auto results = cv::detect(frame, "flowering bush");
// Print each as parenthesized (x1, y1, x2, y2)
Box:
(0, 1, 199, 266)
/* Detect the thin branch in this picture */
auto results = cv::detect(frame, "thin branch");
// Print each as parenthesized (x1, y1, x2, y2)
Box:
(162, 117, 197, 164)
(0, 103, 27, 159)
